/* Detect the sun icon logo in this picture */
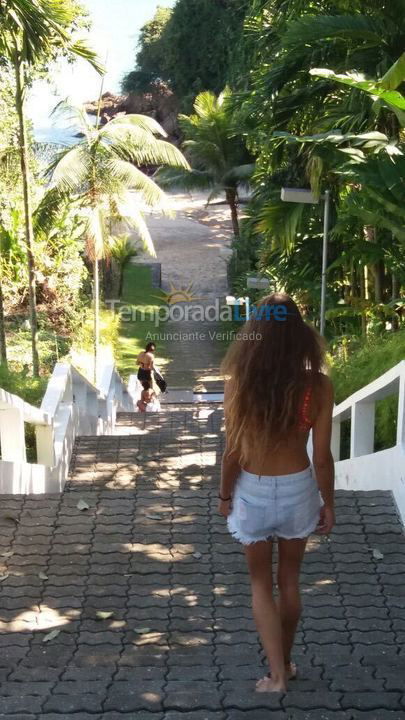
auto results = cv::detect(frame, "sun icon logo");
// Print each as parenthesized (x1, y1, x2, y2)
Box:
(156, 282, 204, 305)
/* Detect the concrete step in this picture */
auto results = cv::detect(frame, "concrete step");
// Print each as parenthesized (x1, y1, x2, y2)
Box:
(115, 403, 224, 436)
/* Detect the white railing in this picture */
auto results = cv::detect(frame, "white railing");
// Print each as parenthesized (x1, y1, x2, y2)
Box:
(331, 360, 405, 522)
(0, 358, 134, 495)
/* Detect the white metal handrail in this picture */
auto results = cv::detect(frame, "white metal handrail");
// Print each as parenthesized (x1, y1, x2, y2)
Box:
(0, 356, 134, 494)
(331, 360, 405, 522)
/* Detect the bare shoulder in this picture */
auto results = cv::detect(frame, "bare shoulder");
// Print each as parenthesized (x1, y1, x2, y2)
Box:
(313, 373, 334, 417)
(317, 373, 334, 398)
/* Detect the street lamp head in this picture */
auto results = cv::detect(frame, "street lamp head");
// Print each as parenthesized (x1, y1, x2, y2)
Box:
(281, 187, 320, 204)
(247, 276, 269, 290)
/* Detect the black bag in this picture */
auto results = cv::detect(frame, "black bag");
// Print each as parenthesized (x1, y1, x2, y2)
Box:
(154, 369, 167, 393)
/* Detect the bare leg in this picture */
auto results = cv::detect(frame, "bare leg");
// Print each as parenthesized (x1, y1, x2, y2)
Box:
(244, 540, 286, 692)
(276, 537, 308, 667)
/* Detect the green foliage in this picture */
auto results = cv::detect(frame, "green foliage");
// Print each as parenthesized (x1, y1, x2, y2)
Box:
(0, 364, 47, 406)
(0, 0, 103, 71)
(156, 88, 253, 234)
(311, 56, 405, 126)
(122, 0, 250, 107)
(47, 104, 189, 259)
(122, 6, 172, 93)
(114, 264, 168, 380)
(108, 233, 139, 296)
(225, 0, 405, 330)
(330, 329, 405, 450)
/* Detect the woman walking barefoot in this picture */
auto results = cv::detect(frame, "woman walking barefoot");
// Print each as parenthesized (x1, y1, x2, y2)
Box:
(218, 293, 335, 693)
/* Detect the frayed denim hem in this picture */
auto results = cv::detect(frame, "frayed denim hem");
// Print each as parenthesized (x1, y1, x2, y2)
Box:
(227, 518, 272, 545)
(227, 517, 319, 545)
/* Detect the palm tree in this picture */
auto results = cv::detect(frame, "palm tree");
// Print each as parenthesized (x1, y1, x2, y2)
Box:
(109, 234, 139, 298)
(0, 0, 103, 376)
(45, 104, 189, 381)
(157, 89, 254, 236)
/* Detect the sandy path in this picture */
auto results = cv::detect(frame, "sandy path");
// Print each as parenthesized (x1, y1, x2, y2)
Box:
(132, 192, 234, 390)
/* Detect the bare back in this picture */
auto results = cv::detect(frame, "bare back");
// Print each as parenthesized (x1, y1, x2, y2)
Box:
(137, 351, 154, 370)
(227, 373, 333, 476)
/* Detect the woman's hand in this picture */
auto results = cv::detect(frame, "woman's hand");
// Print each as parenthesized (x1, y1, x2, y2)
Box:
(316, 505, 335, 535)
(218, 497, 233, 517)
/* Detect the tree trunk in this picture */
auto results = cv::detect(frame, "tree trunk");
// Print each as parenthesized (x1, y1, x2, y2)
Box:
(118, 267, 124, 298)
(364, 226, 384, 303)
(392, 273, 399, 301)
(0, 279, 8, 367)
(226, 189, 240, 237)
(391, 273, 400, 331)
(93, 259, 100, 385)
(14, 54, 39, 376)
(372, 261, 384, 304)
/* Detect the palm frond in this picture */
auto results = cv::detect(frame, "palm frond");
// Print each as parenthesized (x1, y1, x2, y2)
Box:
(223, 163, 255, 186)
(283, 14, 384, 49)
(100, 118, 190, 169)
(51, 99, 94, 142)
(33, 187, 70, 235)
(48, 144, 91, 193)
(111, 195, 156, 257)
(154, 167, 214, 191)
(105, 158, 167, 208)
(107, 113, 168, 137)
(84, 206, 108, 261)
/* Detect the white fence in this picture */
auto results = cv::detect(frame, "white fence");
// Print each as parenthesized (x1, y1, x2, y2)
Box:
(0, 360, 134, 495)
(332, 360, 405, 522)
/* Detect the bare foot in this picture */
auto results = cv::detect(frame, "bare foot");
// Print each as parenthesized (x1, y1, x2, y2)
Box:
(285, 661, 297, 680)
(255, 662, 297, 689)
(256, 675, 286, 693)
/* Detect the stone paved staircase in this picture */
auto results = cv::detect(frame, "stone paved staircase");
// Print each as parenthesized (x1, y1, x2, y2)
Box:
(0, 404, 405, 718)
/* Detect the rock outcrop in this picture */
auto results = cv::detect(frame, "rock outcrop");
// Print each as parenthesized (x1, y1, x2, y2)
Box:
(84, 84, 180, 143)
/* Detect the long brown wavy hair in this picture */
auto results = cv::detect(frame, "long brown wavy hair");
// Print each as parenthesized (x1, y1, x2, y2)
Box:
(221, 292, 325, 465)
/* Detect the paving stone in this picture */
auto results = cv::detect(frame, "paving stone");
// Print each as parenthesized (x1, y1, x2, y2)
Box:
(340, 693, 402, 710)
(102, 715, 162, 720)
(164, 682, 223, 711)
(280, 713, 351, 720)
(0, 681, 53, 696)
(0, 697, 43, 714)
(104, 681, 164, 711)
(41, 715, 102, 720)
(163, 713, 225, 720)
(102, 714, 162, 720)
(222, 681, 283, 710)
(42, 694, 105, 713)
(349, 712, 405, 720)
(225, 712, 287, 720)
(283, 691, 343, 710)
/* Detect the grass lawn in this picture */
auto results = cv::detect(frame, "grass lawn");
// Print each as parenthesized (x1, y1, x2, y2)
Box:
(115, 263, 169, 380)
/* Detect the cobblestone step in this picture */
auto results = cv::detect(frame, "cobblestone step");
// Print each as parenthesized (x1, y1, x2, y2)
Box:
(0, 402, 404, 717)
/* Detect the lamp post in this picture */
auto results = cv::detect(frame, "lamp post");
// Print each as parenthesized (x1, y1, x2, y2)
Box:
(226, 295, 251, 321)
(281, 187, 331, 335)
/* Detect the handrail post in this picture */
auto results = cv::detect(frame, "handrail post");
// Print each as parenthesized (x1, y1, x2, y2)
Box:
(0, 407, 26, 462)
(36, 424, 55, 466)
(331, 417, 341, 461)
(351, 400, 375, 458)
(397, 370, 405, 447)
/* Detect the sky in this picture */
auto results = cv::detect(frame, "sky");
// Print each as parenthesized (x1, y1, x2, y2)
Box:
(28, 0, 175, 142)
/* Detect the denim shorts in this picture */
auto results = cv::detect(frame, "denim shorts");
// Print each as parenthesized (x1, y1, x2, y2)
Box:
(227, 465, 322, 544)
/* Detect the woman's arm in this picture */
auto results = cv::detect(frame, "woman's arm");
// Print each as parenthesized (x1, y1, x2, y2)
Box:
(312, 374, 335, 533)
(220, 446, 240, 499)
(218, 379, 240, 516)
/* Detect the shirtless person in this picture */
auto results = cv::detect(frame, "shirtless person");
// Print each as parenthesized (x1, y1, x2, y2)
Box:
(137, 342, 155, 383)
